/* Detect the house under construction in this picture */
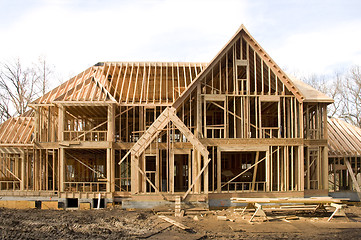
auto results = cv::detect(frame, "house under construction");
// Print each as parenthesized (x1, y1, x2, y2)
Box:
(0, 25, 338, 208)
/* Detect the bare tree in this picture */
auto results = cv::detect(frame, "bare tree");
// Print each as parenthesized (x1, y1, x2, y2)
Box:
(0, 58, 54, 122)
(342, 65, 361, 127)
(302, 71, 346, 118)
(0, 94, 11, 123)
(34, 56, 53, 95)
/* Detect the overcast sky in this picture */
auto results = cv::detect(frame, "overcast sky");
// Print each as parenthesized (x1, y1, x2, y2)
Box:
(1, 0, 361, 86)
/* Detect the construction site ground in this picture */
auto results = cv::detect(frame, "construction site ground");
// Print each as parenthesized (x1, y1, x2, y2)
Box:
(0, 204, 361, 239)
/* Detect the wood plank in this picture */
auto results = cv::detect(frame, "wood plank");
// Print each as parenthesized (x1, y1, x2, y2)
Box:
(158, 215, 190, 230)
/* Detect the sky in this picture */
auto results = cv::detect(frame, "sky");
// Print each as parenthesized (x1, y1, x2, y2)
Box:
(1, 0, 361, 87)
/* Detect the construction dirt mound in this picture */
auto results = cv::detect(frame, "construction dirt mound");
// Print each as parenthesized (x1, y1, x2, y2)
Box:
(0, 205, 361, 239)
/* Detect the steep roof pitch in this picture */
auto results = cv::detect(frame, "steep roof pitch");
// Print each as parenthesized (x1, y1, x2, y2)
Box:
(328, 117, 361, 157)
(174, 25, 306, 108)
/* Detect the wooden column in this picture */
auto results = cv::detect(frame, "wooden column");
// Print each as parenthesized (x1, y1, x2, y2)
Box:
(58, 105, 64, 142)
(119, 106, 122, 141)
(107, 104, 115, 192)
(217, 148, 221, 193)
(59, 148, 65, 192)
(156, 146, 160, 190)
(194, 83, 202, 193)
(106, 148, 115, 192)
(34, 106, 40, 142)
(141, 154, 146, 193)
(107, 103, 115, 142)
(322, 146, 328, 190)
(20, 151, 25, 191)
(170, 151, 174, 193)
(266, 149, 270, 191)
(322, 105, 329, 190)
(131, 153, 138, 194)
(299, 146, 304, 191)
(204, 153, 209, 193)
(188, 151, 191, 190)
(196, 84, 202, 138)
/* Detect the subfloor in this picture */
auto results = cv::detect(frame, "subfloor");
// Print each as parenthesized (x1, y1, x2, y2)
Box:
(0, 205, 361, 239)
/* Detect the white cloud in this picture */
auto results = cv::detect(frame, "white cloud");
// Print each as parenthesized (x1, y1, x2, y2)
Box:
(0, 0, 249, 84)
(5, 0, 361, 87)
(271, 21, 361, 76)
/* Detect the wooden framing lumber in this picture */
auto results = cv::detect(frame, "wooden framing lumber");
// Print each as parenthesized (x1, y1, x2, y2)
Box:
(0, 25, 338, 205)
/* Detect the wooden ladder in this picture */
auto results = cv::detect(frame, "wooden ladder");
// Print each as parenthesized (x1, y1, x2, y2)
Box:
(168, 108, 209, 157)
(131, 107, 174, 157)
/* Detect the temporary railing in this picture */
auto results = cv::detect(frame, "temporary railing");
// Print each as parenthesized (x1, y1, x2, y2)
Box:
(114, 178, 131, 192)
(0, 180, 20, 190)
(205, 124, 225, 138)
(260, 127, 280, 138)
(221, 181, 266, 192)
(63, 130, 107, 141)
(64, 181, 107, 192)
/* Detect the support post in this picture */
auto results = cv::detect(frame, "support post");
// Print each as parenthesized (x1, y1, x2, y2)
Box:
(217, 148, 221, 193)
(34, 106, 40, 142)
(20, 151, 25, 191)
(106, 148, 112, 192)
(59, 148, 65, 192)
(58, 105, 64, 142)
(131, 153, 138, 194)
(107, 103, 115, 142)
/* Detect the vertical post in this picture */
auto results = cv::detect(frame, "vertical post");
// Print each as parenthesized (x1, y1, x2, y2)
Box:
(34, 106, 40, 142)
(203, 153, 208, 194)
(119, 106, 122, 141)
(131, 153, 138, 194)
(194, 151, 201, 193)
(266, 149, 270, 191)
(322, 146, 328, 190)
(59, 148, 65, 192)
(192, 148, 198, 194)
(20, 150, 25, 191)
(46, 149, 49, 191)
(251, 151, 260, 191)
(217, 148, 221, 193)
(299, 146, 304, 191)
(156, 145, 160, 190)
(107, 103, 115, 142)
(194, 83, 202, 194)
(58, 105, 64, 142)
(323, 105, 329, 191)
(196, 84, 202, 137)
(141, 154, 146, 193)
(170, 150, 174, 193)
(106, 148, 113, 192)
(188, 151, 191, 190)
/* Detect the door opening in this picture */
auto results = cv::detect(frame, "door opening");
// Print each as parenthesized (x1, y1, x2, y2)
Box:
(174, 154, 189, 192)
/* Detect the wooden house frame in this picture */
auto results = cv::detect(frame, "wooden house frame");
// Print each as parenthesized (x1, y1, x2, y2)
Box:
(0, 25, 335, 208)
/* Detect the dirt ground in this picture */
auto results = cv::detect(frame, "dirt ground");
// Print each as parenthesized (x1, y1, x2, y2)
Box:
(0, 204, 361, 239)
